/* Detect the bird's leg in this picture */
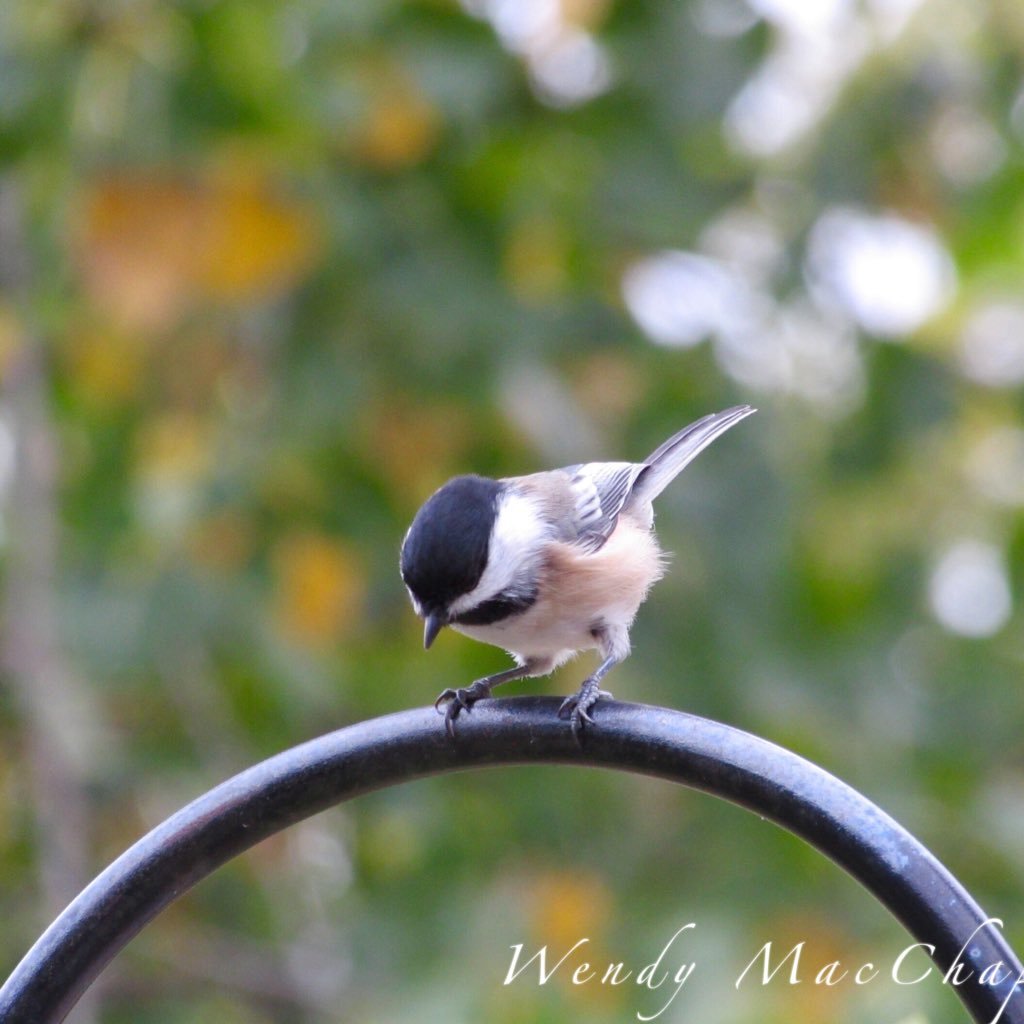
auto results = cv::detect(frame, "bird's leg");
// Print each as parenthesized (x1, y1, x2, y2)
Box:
(435, 661, 539, 738)
(559, 623, 629, 741)
(558, 655, 618, 739)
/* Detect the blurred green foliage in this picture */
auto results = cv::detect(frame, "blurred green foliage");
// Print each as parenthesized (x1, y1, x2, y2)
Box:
(2, 0, 1024, 1022)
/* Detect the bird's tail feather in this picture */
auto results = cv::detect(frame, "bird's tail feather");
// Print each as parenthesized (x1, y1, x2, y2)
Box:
(629, 405, 755, 507)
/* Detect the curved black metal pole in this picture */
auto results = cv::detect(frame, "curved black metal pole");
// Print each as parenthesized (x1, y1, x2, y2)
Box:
(0, 698, 1021, 1023)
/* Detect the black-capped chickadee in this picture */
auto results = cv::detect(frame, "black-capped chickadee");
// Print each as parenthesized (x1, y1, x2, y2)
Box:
(400, 405, 755, 738)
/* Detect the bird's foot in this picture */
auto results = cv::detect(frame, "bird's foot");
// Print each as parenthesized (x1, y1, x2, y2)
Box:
(434, 679, 494, 738)
(558, 677, 613, 743)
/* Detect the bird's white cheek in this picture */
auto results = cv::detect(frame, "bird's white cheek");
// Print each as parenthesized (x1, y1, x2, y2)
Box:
(449, 492, 548, 616)
(405, 587, 424, 617)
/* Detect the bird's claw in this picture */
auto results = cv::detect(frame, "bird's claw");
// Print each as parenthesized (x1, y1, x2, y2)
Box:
(558, 681, 612, 743)
(434, 683, 489, 738)
(434, 687, 468, 738)
(433, 687, 461, 715)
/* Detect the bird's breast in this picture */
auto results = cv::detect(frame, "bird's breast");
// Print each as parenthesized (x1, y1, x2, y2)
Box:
(453, 517, 665, 660)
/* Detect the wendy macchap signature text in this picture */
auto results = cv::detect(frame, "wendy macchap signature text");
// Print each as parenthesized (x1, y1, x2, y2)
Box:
(502, 918, 1023, 1022)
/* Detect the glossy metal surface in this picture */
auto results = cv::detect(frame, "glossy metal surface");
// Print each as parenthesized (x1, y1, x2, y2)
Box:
(1, 698, 1020, 1022)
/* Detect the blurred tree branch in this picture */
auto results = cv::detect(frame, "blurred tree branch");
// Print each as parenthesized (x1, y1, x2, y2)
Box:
(0, 180, 100, 1024)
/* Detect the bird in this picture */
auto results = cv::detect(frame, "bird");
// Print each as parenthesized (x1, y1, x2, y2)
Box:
(399, 405, 755, 738)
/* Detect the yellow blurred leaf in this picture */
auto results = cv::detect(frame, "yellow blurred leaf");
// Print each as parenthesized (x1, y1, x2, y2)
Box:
(271, 532, 365, 649)
(63, 326, 145, 409)
(198, 171, 321, 301)
(349, 64, 441, 170)
(361, 398, 472, 504)
(0, 303, 27, 382)
(560, 0, 612, 30)
(136, 412, 212, 483)
(503, 216, 571, 304)
(360, 809, 425, 878)
(524, 868, 621, 1009)
(74, 174, 197, 332)
(73, 167, 321, 331)
(259, 455, 329, 515)
(527, 868, 613, 951)
(132, 413, 214, 538)
(757, 911, 858, 1024)
(803, 427, 957, 588)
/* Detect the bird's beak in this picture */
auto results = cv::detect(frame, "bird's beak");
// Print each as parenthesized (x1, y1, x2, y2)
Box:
(423, 612, 445, 650)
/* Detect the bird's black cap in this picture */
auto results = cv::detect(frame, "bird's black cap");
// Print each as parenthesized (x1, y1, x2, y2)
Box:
(400, 475, 503, 616)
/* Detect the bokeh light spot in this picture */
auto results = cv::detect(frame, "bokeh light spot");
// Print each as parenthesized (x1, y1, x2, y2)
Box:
(622, 250, 754, 348)
(959, 301, 1024, 387)
(928, 540, 1012, 638)
(806, 208, 956, 337)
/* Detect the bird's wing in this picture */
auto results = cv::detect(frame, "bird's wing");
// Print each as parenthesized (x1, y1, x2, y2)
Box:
(566, 461, 648, 554)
